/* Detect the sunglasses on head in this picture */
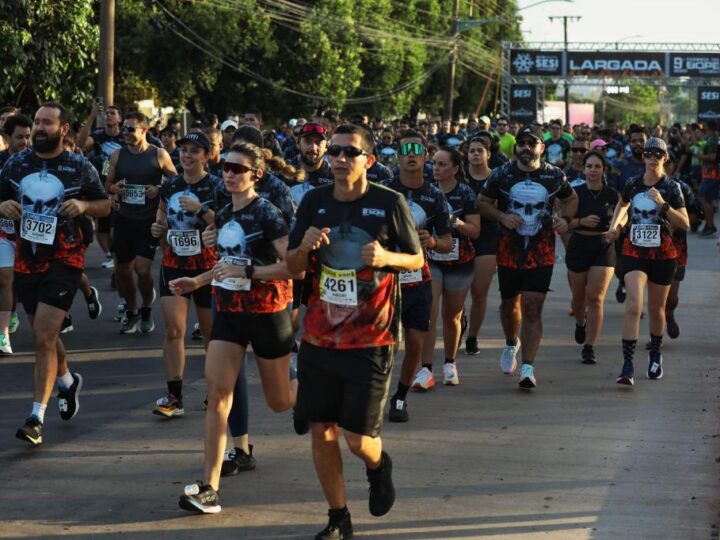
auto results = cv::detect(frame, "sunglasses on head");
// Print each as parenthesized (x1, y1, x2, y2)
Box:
(643, 149, 666, 159)
(571, 147, 587, 153)
(223, 162, 256, 174)
(326, 145, 368, 158)
(300, 123, 326, 136)
(122, 125, 138, 133)
(399, 142, 425, 156)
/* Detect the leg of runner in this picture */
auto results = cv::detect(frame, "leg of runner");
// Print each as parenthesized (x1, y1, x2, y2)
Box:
(582, 267, 614, 364)
(617, 270, 646, 385)
(518, 292, 546, 389)
(466, 255, 495, 355)
(135, 255, 155, 333)
(255, 354, 297, 412)
(223, 364, 256, 477)
(499, 295, 521, 374)
(568, 270, 588, 345)
(418, 278, 442, 382)
(0, 266, 13, 354)
(665, 278, 680, 338)
(646, 281, 671, 380)
(116, 258, 138, 333)
(155, 295, 190, 418)
(441, 288, 468, 386)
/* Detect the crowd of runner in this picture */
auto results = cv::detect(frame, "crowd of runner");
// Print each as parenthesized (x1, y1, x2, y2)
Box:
(1, 100, 711, 539)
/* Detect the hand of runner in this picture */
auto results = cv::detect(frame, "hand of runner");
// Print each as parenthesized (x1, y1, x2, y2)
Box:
(361, 241, 389, 268)
(179, 195, 201, 214)
(168, 277, 197, 296)
(0, 200, 21, 220)
(201, 224, 217, 247)
(553, 216, 569, 234)
(113, 179, 126, 198)
(646, 187, 665, 206)
(581, 214, 601, 228)
(145, 185, 160, 200)
(213, 261, 244, 280)
(150, 220, 167, 238)
(300, 227, 331, 253)
(499, 213, 523, 230)
(601, 227, 619, 244)
(59, 199, 88, 218)
(417, 229, 435, 249)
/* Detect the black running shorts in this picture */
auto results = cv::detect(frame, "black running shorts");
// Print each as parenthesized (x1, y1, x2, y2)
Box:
(112, 213, 159, 264)
(210, 309, 294, 359)
(401, 281, 432, 332)
(295, 341, 394, 438)
(565, 234, 616, 273)
(621, 256, 677, 286)
(15, 262, 82, 315)
(498, 265, 554, 299)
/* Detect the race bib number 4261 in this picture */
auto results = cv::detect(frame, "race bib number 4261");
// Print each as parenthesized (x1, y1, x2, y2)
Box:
(320, 265, 358, 306)
(21, 212, 57, 245)
(630, 224, 661, 247)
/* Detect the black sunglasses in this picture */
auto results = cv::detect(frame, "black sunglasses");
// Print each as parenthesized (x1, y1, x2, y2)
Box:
(223, 162, 256, 174)
(326, 145, 368, 158)
(643, 150, 666, 159)
(516, 139, 540, 148)
(571, 148, 587, 153)
(122, 125, 138, 133)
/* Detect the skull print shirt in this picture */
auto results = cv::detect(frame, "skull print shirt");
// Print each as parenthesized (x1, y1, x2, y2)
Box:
(213, 197, 291, 314)
(621, 175, 685, 260)
(673, 179, 695, 267)
(437, 181, 479, 265)
(380, 176, 452, 286)
(288, 183, 421, 350)
(0, 149, 108, 273)
(482, 161, 572, 269)
(159, 173, 223, 270)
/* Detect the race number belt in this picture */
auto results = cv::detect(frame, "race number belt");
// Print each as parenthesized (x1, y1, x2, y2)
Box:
(20, 212, 57, 245)
(123, 184, 146, 205)
(0, 218, 15, 235)
(399, 269, 422, 285)
(167, 229, 201, 256)
(630, 224, 661, 247)
(428, 238, 459, 262)
(211, 256, 251, 291)
(320, 265, 358, 307)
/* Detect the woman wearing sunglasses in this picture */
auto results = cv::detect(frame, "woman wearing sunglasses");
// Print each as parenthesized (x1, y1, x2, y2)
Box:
(565, 150, 620, 365)
(607, 138, 689, 385)
(150, 131, 222, 419)
(463, 137, 496, 356)
(421, 146, 480, 384)
(171, 143, 297, 514)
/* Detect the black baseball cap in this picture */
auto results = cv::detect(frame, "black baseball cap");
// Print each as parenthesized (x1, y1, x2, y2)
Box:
(177, 131, 210, 152)
(517, 126, 543, 142)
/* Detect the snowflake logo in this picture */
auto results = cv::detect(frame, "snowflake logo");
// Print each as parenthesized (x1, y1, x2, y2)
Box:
(513, 53, 534, 74)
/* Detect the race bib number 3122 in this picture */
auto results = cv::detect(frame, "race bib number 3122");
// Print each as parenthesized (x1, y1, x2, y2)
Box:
(630, 224, 661, 247)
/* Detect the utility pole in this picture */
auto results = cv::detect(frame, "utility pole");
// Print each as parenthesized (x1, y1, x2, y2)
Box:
(99, 0, 115, 106)
(443, 0, 461, 122)
(549, 15, 580, 127)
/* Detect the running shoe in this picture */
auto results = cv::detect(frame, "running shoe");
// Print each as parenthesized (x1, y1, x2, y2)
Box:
(85, 286, 102, 319)
(0, 333, 12, 356)
(60, 315, 74, 334)
(666, 314, 680, 339)
(178, 482, 221, 514)
(366, 451, 395, 517)
(153, 394, 184, 418)
(221, 445, 256, 476)
(411, 367, 435, 391)
(574, 322, 586, 345)
(500, 339, 520, 374)
(388, 397, 408, 423)
(114, 302, 127, 322)
(8, 312, 19, 334)
(16, 416, 42, 446)
(58, 372, 83, 420)
(615, 283, 626, 303)
(465, 337, 480, 355)
(191, 322, 202, 341)
(315, 510, 353, 540)
(700, 227, 717, 238)
(101, 254, 115, 269)
(120, 312, 139, 334)
(647, 351, 663, 380)
(518, 363, 536, 389)
(616, 360, 635, 385)
(442, 362, 460, 385)
(289, 353, 298, 380)
(581, 345, 596, 365)
(139, 307, 154, 333)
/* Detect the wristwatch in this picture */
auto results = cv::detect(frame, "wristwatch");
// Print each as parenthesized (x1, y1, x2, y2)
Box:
(196, 205, 208, 217)
(244, 265, 255, 279)
(660, 201, 670, 213)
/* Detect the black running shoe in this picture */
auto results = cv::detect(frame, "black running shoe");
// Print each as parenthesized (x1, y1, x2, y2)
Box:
(60, 315, 74, 334)
(388, 397, 409, 423)
(58, 372, 83, 420)
(315, 510, 353, 540)
(191, 322, 203, 341)
(16, 416, 42, 446)
(581, 345, 596, 365)
(574, 323, 586, 345)
(178, 482, 221, 514)
(85, 286, 102, 319)
(615, 282, 626, 303)
(464, 337, 480, 355)
(366, 451, 395, 517)
(293, 407, 309, 435)
(616, 360, 634, 386)
(221, 445, 257, 476)
(647, 351, 663, 380)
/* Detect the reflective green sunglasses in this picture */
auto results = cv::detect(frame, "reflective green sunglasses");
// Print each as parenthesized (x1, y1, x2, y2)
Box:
(399, 142, 425, 156)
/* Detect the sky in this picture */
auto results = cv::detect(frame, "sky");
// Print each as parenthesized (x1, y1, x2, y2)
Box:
(516, 0, 719, 45)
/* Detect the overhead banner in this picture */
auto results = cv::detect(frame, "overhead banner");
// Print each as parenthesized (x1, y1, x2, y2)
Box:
(510, 49, 563, 76)
(567, 51, 665, 77)
(698, 87, 720, 120)
(670, 53, 720, 77)
(509, 84, 537, 123)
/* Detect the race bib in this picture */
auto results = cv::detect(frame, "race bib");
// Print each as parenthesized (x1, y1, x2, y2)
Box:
(167, 229, 201, 256)
(211, 256, 251, 291)
(20, 212, 57, 245)
(0, 218, 15, 235)
(123, 184, 146, 205)
(101, 159, 110, 177)
(399, 269, 422, 285)
(320, 265, 358, 307)
(429, 238, 459, 261)
(630, 224, 661, 247)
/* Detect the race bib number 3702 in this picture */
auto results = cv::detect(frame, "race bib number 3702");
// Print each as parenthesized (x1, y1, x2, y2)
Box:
(21, 212, 57, 245)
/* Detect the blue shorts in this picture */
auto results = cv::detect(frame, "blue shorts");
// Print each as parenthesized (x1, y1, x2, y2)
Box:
(699, 179, 720, 201)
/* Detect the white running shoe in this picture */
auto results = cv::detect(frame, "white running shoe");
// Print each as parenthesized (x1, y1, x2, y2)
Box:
(442, 362, 459, 385)
(500, 339, 521, 374)
(101, 254, 115, 269)
(518, 363, 537, 389)
(0, 333, 12, 356)
(411, 367, 436, 390)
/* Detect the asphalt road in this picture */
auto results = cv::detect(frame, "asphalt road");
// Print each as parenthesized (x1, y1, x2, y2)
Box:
(0, 236, 718, 540)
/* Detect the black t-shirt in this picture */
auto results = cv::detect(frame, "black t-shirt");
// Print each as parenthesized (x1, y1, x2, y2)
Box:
(287, 157, 334, 188)
(432, 182, 478, 265)
(573, 183, 619, 233)
(482, 161, 572, 269)
(90, 129, 124, 178)
(544, 137, 571, 166)
(214, 172, 294, 227)
(564, 166, 586, 188)
(288, 183, 421, 350)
